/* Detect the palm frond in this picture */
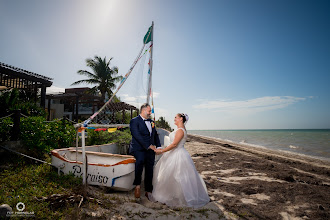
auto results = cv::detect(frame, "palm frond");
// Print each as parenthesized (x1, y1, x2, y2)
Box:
(71, 79, 100, 86)
(74, 55, 121, 98)
(77, 70, 98, 79)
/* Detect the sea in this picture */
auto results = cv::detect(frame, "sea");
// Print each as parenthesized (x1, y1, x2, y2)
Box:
(187, 129, 330, 161)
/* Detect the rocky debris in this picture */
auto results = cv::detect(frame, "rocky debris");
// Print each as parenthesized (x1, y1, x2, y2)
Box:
(35, 193, 101, 210)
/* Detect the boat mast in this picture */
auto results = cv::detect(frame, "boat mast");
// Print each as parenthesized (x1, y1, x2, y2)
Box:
(147, 21, 154, 104)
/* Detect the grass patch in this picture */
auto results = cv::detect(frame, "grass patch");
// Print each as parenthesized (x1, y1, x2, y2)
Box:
(0, 153, 83, 219)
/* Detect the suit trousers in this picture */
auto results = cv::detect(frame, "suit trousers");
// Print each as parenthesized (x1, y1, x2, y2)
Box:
(132, 149, 155, 192)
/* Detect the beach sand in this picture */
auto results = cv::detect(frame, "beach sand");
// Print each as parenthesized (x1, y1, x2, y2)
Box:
(81, 134, 330, 219)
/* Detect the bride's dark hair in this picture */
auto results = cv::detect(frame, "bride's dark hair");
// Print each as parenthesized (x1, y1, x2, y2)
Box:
(177, 113, 186, 123)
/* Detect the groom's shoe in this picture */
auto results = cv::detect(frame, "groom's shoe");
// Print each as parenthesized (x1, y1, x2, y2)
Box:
(134, 187, 140, 198)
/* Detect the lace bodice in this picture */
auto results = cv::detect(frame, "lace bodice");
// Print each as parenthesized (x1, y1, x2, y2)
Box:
(169, 128, 187, 148)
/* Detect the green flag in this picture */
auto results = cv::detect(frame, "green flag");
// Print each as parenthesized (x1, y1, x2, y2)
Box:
(143, 26, 152, 44)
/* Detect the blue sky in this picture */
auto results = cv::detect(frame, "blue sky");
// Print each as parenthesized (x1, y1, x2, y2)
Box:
(1, 0, 329, 129)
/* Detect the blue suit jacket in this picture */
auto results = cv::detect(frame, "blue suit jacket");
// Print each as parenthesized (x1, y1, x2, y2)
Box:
(129, 115, 161, 153)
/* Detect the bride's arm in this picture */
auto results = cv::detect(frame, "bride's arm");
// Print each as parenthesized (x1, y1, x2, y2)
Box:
(160, 129, 184, 153)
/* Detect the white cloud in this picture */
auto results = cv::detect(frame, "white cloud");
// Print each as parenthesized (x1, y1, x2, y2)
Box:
(46, 85, 65, 94)
(119, 92, 160, 107)
(153, 92, 160, 98)
(154, 107, 170, 121)
(193, 96, 308, 114)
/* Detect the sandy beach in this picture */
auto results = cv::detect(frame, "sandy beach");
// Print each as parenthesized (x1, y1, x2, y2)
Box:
(187, 134, 330, 219)
(79, 134, 330, 220)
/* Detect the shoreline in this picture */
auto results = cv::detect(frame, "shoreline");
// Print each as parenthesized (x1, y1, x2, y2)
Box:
(188, 133, 330, 165)
(185, 134, 330, 219)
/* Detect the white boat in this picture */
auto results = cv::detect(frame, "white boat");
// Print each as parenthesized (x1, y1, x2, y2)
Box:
(51, 129, 170, 191)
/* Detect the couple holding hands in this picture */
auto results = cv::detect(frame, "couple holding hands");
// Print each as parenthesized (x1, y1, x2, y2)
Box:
(129, 103, 209, 208)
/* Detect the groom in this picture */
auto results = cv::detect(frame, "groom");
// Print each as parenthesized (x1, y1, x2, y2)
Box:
(129, 103, 161, 199)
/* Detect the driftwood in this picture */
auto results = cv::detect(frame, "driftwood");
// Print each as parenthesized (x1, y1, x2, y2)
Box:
(35, 193, 102, 209)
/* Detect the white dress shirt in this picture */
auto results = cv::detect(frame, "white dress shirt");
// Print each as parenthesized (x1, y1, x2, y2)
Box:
(140, 115, 152, 135)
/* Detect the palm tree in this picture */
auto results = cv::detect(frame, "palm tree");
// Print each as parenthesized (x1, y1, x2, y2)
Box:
(71, 56, 123, 102)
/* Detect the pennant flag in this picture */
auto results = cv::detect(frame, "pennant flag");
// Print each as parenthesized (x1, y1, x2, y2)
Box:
(87, 127, 96, 129)
(108, 128, 117, 133)
(95, 128, 107, 131)
(143, 26, 152, 44)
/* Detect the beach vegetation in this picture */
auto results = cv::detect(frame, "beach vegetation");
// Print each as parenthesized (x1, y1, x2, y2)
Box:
(0, 117, 13, 142)
(156, 116, 172, 131)
(86, 128, 132, 154)
(0, 88, 46, 118)
(19, 116, 76, 157)
(0, 154, 82, 220)
(0, 116, 76, 157)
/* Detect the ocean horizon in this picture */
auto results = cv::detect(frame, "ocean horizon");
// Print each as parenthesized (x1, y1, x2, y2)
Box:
(187, 129, 330, 161)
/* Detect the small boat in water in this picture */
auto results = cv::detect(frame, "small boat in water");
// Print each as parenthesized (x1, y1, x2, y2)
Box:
(51, 129, 170, 191)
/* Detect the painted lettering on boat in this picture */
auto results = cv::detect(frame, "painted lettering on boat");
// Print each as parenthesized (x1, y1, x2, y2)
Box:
(72, 165, 109, 184)
(73, 165, 81, 175)
(87, 172, 109, 184)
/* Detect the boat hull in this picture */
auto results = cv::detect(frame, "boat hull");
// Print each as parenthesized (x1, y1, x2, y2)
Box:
(51, 144, 136, 191)
(51, 129, 170, 191)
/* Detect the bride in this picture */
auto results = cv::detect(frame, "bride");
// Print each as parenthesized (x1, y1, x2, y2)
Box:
(152, 113, 210, 208)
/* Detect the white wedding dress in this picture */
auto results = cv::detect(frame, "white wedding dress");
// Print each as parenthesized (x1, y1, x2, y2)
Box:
(152, 128, 210, 208)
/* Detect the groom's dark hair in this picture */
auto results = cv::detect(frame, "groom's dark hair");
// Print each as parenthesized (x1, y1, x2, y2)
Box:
(140, 103, 150, 112)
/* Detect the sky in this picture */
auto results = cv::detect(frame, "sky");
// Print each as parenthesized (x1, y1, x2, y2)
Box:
(0, 0, 329, 130)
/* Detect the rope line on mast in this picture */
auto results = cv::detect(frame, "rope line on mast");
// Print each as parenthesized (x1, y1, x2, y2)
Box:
(81, 43, 154, 127)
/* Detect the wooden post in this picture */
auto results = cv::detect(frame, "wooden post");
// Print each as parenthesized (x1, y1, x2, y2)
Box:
(130, 109, 133, 119)
(34, 83, 38, 104)
(75, 95, 79, 122)
(71, 101, 74, 121)
(122, 110, 125, 123)
(11, 109, 21, 141)
(47, 97, 51, 120)
(40, 85, 46, 108)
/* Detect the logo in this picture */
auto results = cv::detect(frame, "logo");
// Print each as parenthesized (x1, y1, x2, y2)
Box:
(16, 202, 25, 212)
(4, 202, 34, 218)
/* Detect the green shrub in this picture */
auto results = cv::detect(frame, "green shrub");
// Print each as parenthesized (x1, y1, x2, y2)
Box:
(20, 117, 75, 156)
(156, 116, 172, 131)
(0, 117, 13, 142)
(86, 128, 132, 154)
(0, 88, 46, 118)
